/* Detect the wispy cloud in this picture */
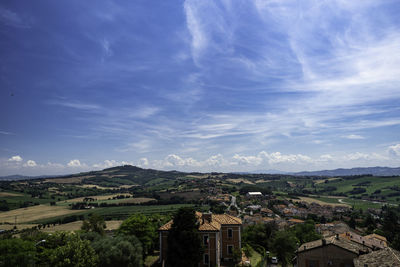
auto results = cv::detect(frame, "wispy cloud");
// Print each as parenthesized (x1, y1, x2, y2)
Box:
(0, 7, 31, 28)
(0, 130, 13, 135)
(47, 100, 101, 111)
(342, 134, 365, 140)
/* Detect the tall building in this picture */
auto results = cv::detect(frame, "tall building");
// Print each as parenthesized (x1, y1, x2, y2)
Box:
(159, 212, 242, 267)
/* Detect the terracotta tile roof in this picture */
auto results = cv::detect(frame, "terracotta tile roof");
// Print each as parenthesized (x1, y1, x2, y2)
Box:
(212, 214, 242, 225)
(198, 220, 221, 231)
(365, 233, 388, 242)
(354, 247, 400, 267)
(288, 218, 305, 224)
(158, 212, 241, 231)
(297, 235, 368, 255)
(159, 220, 173, 231)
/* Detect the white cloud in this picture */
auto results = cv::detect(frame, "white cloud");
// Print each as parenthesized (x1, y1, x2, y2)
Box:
(8, 155, 22, 162)
(67, 159, 82, 167)
(24, 160, 37, 167)
(164, 154, 200, 167)
(388, 144, 400, 157)
(343, 152, 388, 161)
(93, 160, 118, 169)
(232, 154, 263, 166)
(138, 158, 149, 167)
(343, 134, 365, 140)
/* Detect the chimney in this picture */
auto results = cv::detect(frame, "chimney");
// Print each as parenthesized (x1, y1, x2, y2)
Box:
(336, 234, 339, 240)
(322, 239, 326, 246)
(202, 212, 212, 223)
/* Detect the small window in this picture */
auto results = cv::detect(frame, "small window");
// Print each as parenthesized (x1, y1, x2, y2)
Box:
(228, 228, 233, 238)
(308, 260, 319, 267)
(204, 254, 209, 264)
(228, 245, 233, 255)
(203, 235, 209, 246)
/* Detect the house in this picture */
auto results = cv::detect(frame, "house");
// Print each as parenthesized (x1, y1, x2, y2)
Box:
(297, 232, 389, 267)
(315, 222, 351, 237)
(339, 232, 387, 250)
(288, 218, 305, 226)
(297, 234, 370, 267)
(260, 208, 274, 217)
(353, 247, 400, 267)
(246, 192, 263, 198)
(159, 212, 242, 267)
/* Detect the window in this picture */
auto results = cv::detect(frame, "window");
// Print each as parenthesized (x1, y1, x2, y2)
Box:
(228, 228, 233, 238)
(203, 235, 209, 246)
(307, 260, 319, 267)
(204, 254, 209, 264)
(228, 245, 233, 255)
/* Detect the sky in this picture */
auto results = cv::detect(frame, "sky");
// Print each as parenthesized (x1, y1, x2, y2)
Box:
(1, 0, 400, 176)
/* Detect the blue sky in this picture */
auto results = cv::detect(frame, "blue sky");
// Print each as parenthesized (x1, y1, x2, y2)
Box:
(1, 0, 400, 175)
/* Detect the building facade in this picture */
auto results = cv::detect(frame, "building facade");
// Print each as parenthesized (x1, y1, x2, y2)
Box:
(297, 232, 388, 267)
(159, 212, 242, 267)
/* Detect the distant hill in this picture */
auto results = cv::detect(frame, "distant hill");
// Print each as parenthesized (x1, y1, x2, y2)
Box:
(2, 165, 400, 182)
(0, 174, 63, 181)
(293, 166, 400, 177)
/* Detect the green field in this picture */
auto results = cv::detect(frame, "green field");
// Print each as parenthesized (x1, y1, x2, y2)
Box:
(30, 204, 203, 224)
(315, 176, 400, 203)
(307, 196, 388, 210)
(0, 191, 64, 210)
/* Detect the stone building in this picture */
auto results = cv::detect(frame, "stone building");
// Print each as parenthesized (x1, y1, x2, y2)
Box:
(158, 212, 242, 267)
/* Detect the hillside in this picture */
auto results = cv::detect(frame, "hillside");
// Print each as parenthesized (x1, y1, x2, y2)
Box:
(293, 166, 400, 177)
(40, 165, 190, 186)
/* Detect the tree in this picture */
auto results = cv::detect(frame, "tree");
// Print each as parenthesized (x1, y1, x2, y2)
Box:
(0, 238, 36, 267)
(45, 234, 98, 267)
(271, 231, 297, 267)
(348, 216, 356, 229)
(166, 207, 203, 267)
(81, 214, 106, 235)
(118, 213, 156, 255)
(290, 220, 321, 245)
(91, 235, 143, 267)
(242, 222, 278, 250)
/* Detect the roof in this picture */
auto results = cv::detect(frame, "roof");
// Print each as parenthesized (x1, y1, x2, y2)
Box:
(340, 232, 387, 249)
(297, 235, 369, 255)
(354, 247, 400, 267)
(364, 233, 388, 242)
(159, 212, 241, 232)
(247, 192, 262, 195)
(288, 218, 305, 224)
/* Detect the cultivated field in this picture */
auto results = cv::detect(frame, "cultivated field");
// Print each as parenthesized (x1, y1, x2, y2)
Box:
(0, 223, 38, 230)
(63, 193, 133, 203)
(314, 178, 341, 184)
(44, 175, 95, 183)
(0, 205, 86, 224)
(227, 178, 255, 185)
(294, 196, 350, 207)
(41, 220, 123, 232)
(0, 192, 23, 197)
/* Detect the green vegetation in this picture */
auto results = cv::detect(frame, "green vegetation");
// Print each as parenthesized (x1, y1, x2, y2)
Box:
(243, 220, 321, 267)
(166, 207, 204, 267)
(31, 204, 196, 224)
(0, 238, 36, 267)
(82, 214, 107, 236)
(118, 213, 158, 255)
(91, 234, 142, 267)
